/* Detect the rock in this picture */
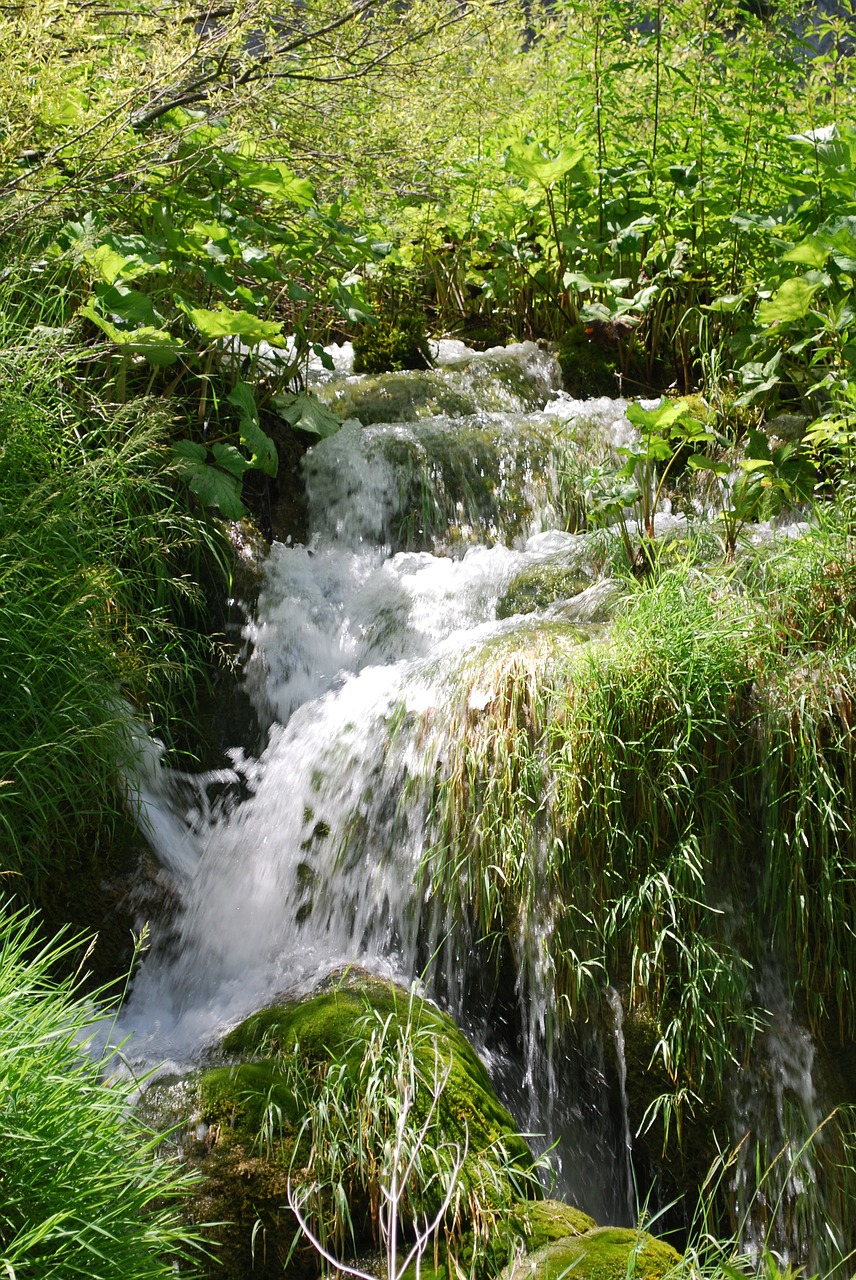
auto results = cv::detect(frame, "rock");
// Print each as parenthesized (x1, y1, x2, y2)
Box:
(497, 565, 592, 618)
(515, 1198, 597, 1249)
(183, 974, 538, 1277)
(503, 1226, 682, 1280)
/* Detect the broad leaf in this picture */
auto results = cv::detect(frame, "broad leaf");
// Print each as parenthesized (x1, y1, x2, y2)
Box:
(504, 139, 587, 188)
(183, 463, 245, 518)
(211, 443, 252, 479)
(93, 283, 158, 327)
(240, 418, 278, 476)
(274, 393, 342, 439)
(222, 156, 315, 206)
(757, 276, 821, 324)
(78, 306, 181, 365)
(184, 305, 287, 346)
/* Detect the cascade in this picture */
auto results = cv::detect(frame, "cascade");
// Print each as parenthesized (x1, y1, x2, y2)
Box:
(118, 339, 848, 1265)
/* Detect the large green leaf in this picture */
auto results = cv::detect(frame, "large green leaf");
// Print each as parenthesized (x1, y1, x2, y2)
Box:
(184, 305, 287, 345)
(274, 393, 343, 439)
(757, 276, 821, 324)
(504, 139, 587, 189)
(172, 443, 246, 518)
(78, 306, 182, 365)
(93, 283, 159, 327)
(227, 382, 278, 477)
(222, 156, 315, 207)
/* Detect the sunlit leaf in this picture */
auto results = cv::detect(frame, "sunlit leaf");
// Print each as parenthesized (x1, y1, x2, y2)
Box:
(757, 277, 821, 324)
(504, 139, 588, 188)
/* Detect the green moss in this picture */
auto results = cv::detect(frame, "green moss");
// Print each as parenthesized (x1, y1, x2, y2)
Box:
(516, 1199, 597, 1248)
(557, 327, 618, 399)
(505, 1228, 682, 1280)
(197, 1062, 299, 1140)
(353, 311, 431, 374)
(497, 566, 591, 618)
(219, 976, 532, 1171)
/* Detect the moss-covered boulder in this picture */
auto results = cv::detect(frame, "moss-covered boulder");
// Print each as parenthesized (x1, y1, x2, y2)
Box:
(188, 975, 538, 1278)
(208, 976, 533, 1170)
(503, 1227, 681, 1280)
(497, 566, 591, 618)
(515, 1199, 597, 1249)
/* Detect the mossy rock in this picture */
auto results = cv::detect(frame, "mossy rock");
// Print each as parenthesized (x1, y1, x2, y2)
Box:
(497, 566, 591, 618)
(185, 1139, 314, 1280)
(515, 1199, 597, 1249)
(215, 976, 533, 1173)
(197, 1060, 300, 1138)
(504, 1227, 681, 1280)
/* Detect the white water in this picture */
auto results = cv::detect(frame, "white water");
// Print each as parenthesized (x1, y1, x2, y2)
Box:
(119, 344, 625, 1074)
(117, 343, 835, 1258)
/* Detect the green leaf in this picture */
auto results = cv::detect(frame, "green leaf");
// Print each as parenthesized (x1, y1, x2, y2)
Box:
(93, 283, 158, 327)
(185, 463, 245, 518)
(241, 418, 278, 476)
(172, 439, 207, 463)
(84, 245, 142, 285)
(222, 155, 315, 206)
(274, 393, 342, 439)
(739, 458, 774, 472)
(504, 139, 588, 188)
(184, 305, 287, 346)
(782, 236, 831, 269)
(686, 455, 731, 476)
(227, 382, 278, 477)
(757, 276, 822, 324)
(227, 381, 259, 425)
(78, 306, 182, 365)
(212, 442, 252, 479)
(626, 398, 695, 432)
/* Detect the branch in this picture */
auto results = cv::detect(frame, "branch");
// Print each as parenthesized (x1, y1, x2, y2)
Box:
(287, 1181, 381, 1280)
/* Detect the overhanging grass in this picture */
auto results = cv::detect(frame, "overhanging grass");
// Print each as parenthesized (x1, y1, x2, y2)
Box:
(427, 527, 856, 1093)
(0, 904, 203, 1278)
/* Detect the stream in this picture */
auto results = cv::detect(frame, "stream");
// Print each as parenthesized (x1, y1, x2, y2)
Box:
(119, 340, 847, 1266)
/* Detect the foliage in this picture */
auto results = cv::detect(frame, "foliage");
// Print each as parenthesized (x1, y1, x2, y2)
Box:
(0, 906, 202, 1278)
(353, 310, 431, 374)
(0, 336, 227, 903)
(426, 523, 856, 1126)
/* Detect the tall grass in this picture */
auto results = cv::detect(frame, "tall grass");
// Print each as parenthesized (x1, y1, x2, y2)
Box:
(0, 904, 202, 1277)
(0, 330, 229, 907)
(423, 525, 856, 1259)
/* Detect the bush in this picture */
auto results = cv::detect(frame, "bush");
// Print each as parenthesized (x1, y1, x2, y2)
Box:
(0, 906, 202, 1278)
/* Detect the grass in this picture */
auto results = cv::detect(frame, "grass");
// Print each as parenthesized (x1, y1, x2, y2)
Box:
(0, 904, 203, 1278)
(420, 520, 856, 1262)
(0, 335, 229, 911)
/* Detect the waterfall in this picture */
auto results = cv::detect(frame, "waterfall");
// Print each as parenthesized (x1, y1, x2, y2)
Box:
(116, 339, 849, 1267)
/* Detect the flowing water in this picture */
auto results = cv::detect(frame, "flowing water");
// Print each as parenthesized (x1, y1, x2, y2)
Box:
(120, 340, 847, 1262)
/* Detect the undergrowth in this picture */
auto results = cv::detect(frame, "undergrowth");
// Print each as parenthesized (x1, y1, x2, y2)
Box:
(423, 520, 856, 1261)
(0, 341, 229, 908)
(0, 905, 202, 1278)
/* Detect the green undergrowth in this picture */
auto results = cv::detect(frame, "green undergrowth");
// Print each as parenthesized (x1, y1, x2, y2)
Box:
(0, 344, 229, 916)
(0, 906, 202, 1278)
(424, 520, 856, 1245)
